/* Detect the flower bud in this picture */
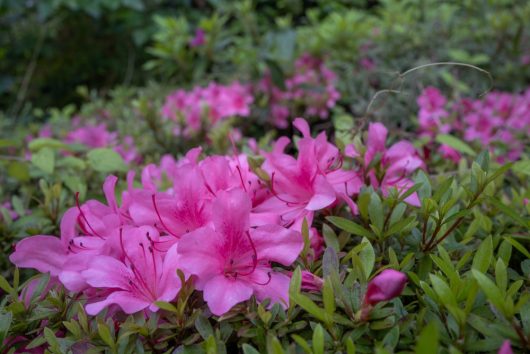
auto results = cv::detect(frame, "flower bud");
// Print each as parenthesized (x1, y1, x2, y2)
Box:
(364, 269, 407, 305)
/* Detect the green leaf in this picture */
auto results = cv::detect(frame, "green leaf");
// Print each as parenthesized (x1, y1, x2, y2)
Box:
(512, 160, 530, 176)
(435, 134, 476, 156)
(472, 270, 507, 316)
(7, 161, 30, 182)
(322, 278, 336, 316)
(242, 344, 261, 354)
(204, 335, 217, 354)
(28, 138, 67, 151)
(43, 327, 60, 350)
(87, 148, 127, 173)
(0, 275, 13, 295)
(504, 237, 530, 259)
(31, 147, 55, 174)
(322, 247, 339, 278)
(495, 258, 507, 293)
(97, 322, 116, 351)
(195, 315, 214, 340)
(322, 224, 340, 251)
(415, 170, 432, 199)
(430, 274, 456, 307)
(358, 238, 375, 278)
(0, 312, 12, 345)
(475, 150, 490, 172)
(368, 192, 384, 233)
(154, 301, 178, 313)
(301, 218, 311, 259)
(291, 335, 312, 354)
(267, 335, 285, 354)
(472, 236, 493, 273)
(312, 324, 325, 354)
(415, 322, 439, 354)
(326, 216, 372, 238)
(241, 343, 259, 354)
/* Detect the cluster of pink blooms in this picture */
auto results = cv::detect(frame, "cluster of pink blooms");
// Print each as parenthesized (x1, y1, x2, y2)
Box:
(258, 54, 341, 128)
(24, 118, 140, 164)
(66, 118, 140, 164)
(161, 81, 253, 137)
(417, 87, 530, 162)
(10, 118, 417, 317)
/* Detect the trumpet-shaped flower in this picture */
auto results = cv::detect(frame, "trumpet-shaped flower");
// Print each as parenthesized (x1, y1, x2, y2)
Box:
(82, 226, 182, 314)
(177, 189, 303, 315)
(256, 118, 361, 228)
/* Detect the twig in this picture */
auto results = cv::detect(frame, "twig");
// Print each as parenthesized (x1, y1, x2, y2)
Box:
(364, 61, 493, 118)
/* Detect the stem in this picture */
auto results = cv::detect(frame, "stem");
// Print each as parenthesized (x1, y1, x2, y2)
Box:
(425, 217, 464, 252)
(511, 319, 529, 349)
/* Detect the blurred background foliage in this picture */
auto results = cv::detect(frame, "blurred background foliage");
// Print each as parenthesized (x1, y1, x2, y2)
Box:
(1, 0, 529, 123)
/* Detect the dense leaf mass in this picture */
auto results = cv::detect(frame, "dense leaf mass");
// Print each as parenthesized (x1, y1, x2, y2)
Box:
(0, 1, 529, 353)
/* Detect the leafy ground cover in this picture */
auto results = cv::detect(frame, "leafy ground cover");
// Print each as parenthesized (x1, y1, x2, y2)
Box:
(0, 1, 529, 353)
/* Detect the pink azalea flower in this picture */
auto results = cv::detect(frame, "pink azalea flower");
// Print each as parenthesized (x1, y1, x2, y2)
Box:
(130, 164, 212, 238)
(498, 340, 513, 354)
(66, 123, 118, 148)
(190, 28, 206, 47)
(177, 189, 303, 315)
(255, 118, 361, 228)
(257, 54, 340, 128)
(161, 82, 253, 137)
(82, 226, 182, 315)
(9, 207, 79, 277)
(357, 123, 425, 206)
(364, 269, 407, 306)
(438, 144, 461, 163)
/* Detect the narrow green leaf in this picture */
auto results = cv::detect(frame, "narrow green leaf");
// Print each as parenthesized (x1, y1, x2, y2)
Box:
(415, 322, 439, 353)
(358, 238, 375, 278)
(326, 216, 372, 238)
(435, 134, 476, 156)
(471, 236, 493, 273)
(312, 324, 325, 354)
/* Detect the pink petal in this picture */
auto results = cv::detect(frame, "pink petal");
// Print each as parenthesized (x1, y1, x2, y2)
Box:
(158, 243, 183, 301)
(86, 291, 149, 315)
(60, 207, 80, 244)
(367, 123, 388, 153)
(251, 269, 290, 308)
(10, 236, 66, 276)
(306, 175, 336, 210)
(203, 275, 253, 315)
(293, 118, 311, 137)
(177, 226, 223, 288)
(212, 189, 251, 237)
(103, 175, 119, 212)
(251, 225, 303, 265)
(82, 256, 132, 290)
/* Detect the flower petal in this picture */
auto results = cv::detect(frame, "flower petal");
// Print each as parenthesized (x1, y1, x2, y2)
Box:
(203, 275, 253, 316)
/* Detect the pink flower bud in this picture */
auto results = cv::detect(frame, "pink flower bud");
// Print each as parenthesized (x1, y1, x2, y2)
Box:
(364, 269, 407, 305)
(498, 340, 513, 354)
(301, 271, 324, 291)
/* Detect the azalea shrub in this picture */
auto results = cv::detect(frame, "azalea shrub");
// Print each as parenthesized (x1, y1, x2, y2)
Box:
(1, 1, 530, 354)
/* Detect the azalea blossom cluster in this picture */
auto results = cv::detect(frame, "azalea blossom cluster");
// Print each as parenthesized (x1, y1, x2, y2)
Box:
(258, 54, 341, 128)
(161, 81, 253, 137)
(25, 117, 140, 164)
(417, 87, 530, 162)
(10, 118, 418, 317)
(67, 118, 140, 164)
